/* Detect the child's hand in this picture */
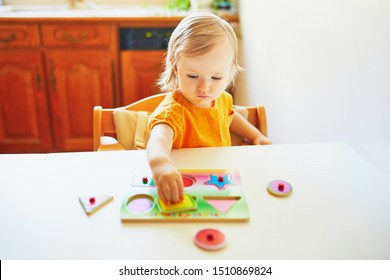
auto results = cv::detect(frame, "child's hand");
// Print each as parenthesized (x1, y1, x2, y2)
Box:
(252, 133, 272, 145)
(151, 161, 184, 204)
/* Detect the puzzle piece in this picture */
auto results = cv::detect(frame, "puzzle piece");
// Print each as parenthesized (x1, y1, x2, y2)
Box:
(204, 174, 233, 190)
(267, 180, 293, 197)
(157, 194, 197, 214)
(79, 194, 113, 215)
(194, 228, 227, 250)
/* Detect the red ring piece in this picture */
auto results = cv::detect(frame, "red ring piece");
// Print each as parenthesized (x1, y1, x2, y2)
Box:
(194, 229, 227, 250)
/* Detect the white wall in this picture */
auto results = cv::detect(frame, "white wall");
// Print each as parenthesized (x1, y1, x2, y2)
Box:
(238, 0, 390, 174)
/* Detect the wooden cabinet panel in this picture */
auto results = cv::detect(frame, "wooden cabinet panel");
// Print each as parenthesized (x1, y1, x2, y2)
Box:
(41, 23, 117, 151)
(42, 24, 112, 47)
(45, 50, 114, 151)
(0, 22, 117, 152)
(0, 24, 40, 48)
(121, 50, 165, 105)
(0, 51, 53, 152)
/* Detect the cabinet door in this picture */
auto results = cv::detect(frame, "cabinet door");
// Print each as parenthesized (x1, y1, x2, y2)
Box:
(0, 51, 53, 152)
(121, 50, 165, 105)
(45, 50, 115, 151)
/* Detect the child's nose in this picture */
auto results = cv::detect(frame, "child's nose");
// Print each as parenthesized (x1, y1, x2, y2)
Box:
(198, 79, 210, 92)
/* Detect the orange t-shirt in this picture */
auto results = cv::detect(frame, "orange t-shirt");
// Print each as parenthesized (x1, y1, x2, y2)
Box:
(148, 91, 235, 148)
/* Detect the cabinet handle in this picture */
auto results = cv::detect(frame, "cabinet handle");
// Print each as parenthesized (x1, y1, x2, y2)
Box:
(49, 60, 56, 91)
(111, 62, 117, 106)
(0, 33, 16, 44)
(63, 31, 88, 44)
(35, 66, 41, 91)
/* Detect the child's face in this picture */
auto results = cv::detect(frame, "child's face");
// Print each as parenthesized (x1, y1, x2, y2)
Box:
(175, 39, 234, 108)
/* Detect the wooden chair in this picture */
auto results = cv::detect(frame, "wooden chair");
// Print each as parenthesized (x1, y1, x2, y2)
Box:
(93, 93, 268, 151)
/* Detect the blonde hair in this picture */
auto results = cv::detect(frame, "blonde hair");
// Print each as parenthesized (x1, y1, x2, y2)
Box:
(158, 13, 242, 92)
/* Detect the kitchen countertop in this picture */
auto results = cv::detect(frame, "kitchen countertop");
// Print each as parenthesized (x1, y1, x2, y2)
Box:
(0, 4, 239, 21)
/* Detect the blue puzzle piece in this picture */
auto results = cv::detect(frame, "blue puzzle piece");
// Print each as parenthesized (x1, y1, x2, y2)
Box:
(204, 174, 232, 190)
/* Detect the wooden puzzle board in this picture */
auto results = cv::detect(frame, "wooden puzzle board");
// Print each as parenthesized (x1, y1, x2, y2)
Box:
(120, 169, 250, 222)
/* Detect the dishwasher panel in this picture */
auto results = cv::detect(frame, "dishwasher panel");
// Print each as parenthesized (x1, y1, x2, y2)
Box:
(120, 27, 173, 50)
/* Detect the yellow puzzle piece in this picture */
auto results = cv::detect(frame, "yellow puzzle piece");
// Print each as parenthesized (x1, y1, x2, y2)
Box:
(157, 194, 197, 214)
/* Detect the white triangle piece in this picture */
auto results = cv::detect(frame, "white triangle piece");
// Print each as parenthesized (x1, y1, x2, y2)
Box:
(79, 194, 113, 215)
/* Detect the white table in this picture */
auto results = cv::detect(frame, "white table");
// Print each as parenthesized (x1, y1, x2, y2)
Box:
(1, 143, 389, 259)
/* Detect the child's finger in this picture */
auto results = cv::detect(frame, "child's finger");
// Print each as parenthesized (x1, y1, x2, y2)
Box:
(158, 185, 169, 204)
(178, 178, 184, 201)
(170, 178, 183, 203)
(174, 175, 185, 202)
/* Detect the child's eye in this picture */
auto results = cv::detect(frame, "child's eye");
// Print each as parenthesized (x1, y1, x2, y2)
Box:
(212, 77, 222, 80)
(187, 74, 198, 79)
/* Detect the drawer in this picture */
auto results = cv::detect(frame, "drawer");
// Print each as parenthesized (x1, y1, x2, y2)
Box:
(0, 24, 40, 48)
(42, 24, 112, 47)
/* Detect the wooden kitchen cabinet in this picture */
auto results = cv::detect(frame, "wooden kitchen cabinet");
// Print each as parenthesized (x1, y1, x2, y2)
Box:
(121, 50, 165, 105)
(0, 22, 117, 153)
(45, 50, 115, 151)
(42, 23, 117, 151)
(0, 51, 53, 152)
(0, 24, 53, 153)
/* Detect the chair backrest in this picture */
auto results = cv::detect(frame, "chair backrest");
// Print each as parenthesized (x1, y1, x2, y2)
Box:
(231, 104, 268, 145)
(93, 93, 166, 151)
(93, 93, 268, 151)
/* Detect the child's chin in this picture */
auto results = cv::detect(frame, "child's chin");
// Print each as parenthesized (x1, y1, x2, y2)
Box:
(195, 101, 213, 108)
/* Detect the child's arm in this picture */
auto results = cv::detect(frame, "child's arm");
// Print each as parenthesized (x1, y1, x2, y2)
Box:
(146, 123, 184, 204)
(230, 111, 272, 145)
